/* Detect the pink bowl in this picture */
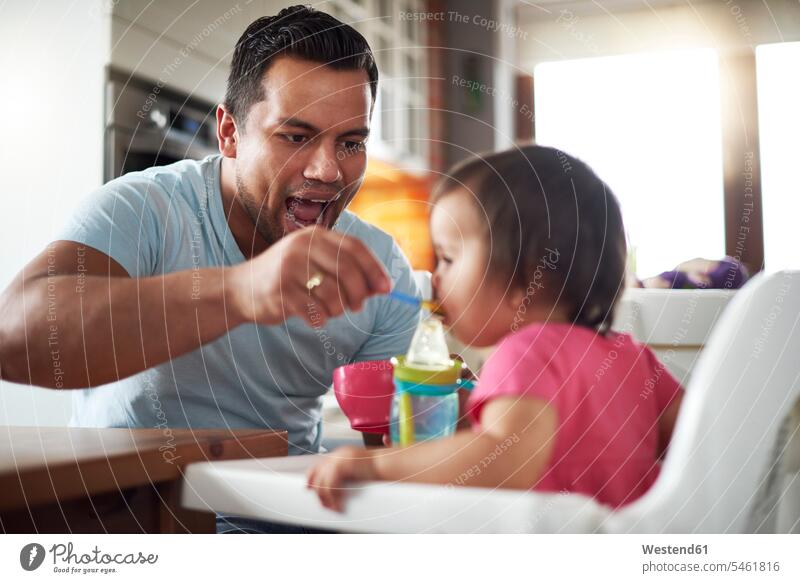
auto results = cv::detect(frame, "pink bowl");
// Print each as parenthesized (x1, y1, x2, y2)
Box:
(332, 360, 395, 434)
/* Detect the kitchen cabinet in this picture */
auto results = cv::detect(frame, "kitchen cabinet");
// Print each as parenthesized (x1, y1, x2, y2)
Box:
(112, 1, 254, 64)
(110, 1, 280, 104)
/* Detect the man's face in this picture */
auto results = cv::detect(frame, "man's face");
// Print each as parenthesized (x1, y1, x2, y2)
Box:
(232, 56, 372, 245)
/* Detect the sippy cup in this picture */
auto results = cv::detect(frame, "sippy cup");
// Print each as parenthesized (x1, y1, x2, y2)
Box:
(389, 315, 463, 445)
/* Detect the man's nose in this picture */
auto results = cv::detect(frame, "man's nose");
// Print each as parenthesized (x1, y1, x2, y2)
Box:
(303, 143, 342, 184)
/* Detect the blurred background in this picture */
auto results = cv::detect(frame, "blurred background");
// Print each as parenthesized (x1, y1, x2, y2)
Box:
(1, 0, 798, 425)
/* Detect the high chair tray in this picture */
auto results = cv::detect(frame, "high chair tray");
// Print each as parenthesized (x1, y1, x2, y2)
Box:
(181, 454, 608, 533)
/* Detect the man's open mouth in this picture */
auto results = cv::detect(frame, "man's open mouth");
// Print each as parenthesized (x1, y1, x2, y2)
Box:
(285, 193, 342, 229)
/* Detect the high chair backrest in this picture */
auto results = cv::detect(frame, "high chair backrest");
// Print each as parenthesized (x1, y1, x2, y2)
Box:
(612, 288, 737, 383)
(610, 270, 800, 533)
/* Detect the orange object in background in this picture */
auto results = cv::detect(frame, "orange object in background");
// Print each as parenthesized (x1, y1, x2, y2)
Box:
(348, 158, 434, 271)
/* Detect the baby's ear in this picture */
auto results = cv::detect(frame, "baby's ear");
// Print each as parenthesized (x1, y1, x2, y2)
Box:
(505, 285, 527, 310)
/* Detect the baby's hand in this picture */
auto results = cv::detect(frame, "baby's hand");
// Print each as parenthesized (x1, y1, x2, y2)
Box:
(452, 353, 477, 430)
(306, 446, 378, 512)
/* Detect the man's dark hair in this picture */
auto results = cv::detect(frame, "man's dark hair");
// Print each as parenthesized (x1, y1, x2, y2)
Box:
(432, 145, 628, 334)
(224, 4, 378, 125)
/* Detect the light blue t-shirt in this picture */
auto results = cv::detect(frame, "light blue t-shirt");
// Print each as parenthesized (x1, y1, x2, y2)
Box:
(58, 155, 420, 454)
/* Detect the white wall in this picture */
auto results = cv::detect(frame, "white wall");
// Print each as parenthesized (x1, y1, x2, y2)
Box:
(0, 0, 110, 425)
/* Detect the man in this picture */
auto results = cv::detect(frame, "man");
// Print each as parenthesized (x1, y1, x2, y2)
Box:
(0, 6, 420, 530)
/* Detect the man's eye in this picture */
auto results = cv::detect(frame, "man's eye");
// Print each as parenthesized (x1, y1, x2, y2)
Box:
(282, 134, 309, 144)
(341, 140, 365, 152)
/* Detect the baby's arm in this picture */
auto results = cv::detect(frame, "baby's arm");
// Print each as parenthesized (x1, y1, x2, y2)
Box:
(307, 396, 557, 511)
(381, 387, 472, 446)
(375, 397, 556, 487)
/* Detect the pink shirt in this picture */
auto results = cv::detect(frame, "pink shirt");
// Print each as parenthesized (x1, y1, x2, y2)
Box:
(467, 323, 683, 508)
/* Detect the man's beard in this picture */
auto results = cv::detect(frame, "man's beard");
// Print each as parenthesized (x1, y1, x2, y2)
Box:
(235, 174, 284, 248)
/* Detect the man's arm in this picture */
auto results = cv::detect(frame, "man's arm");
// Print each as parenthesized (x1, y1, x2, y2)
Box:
(0, 241, 243, 388)
(0, 227, 391, 389)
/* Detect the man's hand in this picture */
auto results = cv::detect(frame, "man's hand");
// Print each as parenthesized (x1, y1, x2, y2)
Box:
(230, 227, 391, 327)
(306, 446, 378, 512)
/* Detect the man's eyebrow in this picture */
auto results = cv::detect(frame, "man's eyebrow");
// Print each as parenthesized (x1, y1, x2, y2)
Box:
(276, 117, 369, 139)
(276, 117, 320, 133)
(339, 126, 370, 139)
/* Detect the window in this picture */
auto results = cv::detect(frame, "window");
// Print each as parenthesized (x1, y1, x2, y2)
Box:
(534, 49, 725, 278)
(329, 0, 428, 169)
(756, 41, 800, 271)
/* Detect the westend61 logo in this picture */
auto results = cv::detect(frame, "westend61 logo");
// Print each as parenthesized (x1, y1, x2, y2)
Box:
(19, 542, 158, 574)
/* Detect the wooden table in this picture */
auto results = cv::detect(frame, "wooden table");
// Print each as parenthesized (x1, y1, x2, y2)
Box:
(0, 426, 287, 533)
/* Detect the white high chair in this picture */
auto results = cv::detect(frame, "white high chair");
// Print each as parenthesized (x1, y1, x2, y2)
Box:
(181, 271, 800, 533)
(612, 287, 737, 384)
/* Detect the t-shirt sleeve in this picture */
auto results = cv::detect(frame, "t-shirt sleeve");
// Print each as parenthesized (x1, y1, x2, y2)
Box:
(56, 176, 163, 278)
(642, 346, 684, 415)
(467, 328, 564, 424)
(351, 239, 421, 363)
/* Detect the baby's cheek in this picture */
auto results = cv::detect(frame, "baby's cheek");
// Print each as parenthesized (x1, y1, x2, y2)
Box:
(448, 319, 476, 346)
(436, 275, 460, 307)
(453, 303, 485, 344)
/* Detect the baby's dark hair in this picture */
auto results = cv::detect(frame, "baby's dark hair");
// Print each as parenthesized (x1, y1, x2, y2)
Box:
(432, 145, 627, 334)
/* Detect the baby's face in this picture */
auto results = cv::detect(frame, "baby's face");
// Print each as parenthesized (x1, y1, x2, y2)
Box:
(430, 190, 518, 347)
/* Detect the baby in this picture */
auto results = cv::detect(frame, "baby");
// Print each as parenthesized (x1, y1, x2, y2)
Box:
(308, 145, 684, 511)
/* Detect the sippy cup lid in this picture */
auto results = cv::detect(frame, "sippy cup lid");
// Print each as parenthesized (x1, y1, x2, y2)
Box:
(391, 355, 462, 386)
(405, 315, 452, 370)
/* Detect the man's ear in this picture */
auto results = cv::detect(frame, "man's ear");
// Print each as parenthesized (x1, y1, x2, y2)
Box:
(216, 104, 238, 158)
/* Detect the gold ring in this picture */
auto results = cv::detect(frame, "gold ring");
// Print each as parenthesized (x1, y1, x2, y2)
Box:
(306, 272, 324, 291)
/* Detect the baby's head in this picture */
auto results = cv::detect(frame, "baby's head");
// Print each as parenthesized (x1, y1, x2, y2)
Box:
(430, 145, 626, 347)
